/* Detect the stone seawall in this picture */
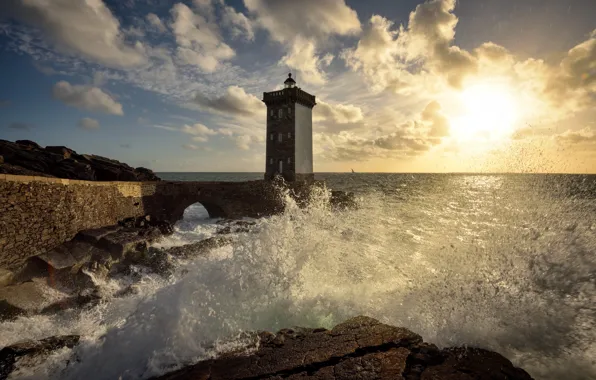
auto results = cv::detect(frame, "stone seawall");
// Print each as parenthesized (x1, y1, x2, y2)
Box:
(0, 175, 326, 271)
(0, 174, 156, 270)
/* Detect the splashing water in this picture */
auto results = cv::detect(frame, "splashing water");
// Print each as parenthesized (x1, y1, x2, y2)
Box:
(1, 174, 595, 379)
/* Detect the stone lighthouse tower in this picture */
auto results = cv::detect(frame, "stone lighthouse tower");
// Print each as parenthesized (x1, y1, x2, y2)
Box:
(263, 73, 316, 181)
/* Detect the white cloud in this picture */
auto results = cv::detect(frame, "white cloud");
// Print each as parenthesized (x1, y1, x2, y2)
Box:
(78, 117, 100, 130)
(280, 38, 334, 85)
(555, 127, 596, 147)
(221, 3, 254, 40)
(0, 0, 146, 68)
(235, 134, 253, 150)
(192, 86, 264, 116)
(170, 2, 235, 73)
(244, 0, 360, 43)
(314, 100, 450, 162)
(245, 0, 360, 84)
(52, 81, 124, 115)
(315, 100, 364, 124)
(146, 13, 167, 33)
(182, 143, 200, 150)
(181, 123, 217, 135)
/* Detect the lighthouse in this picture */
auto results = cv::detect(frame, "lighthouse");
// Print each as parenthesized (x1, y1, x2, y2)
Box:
(263, 73, 316, 181)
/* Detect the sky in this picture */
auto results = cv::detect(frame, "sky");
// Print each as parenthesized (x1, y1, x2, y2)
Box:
(0, 0, 595, 173)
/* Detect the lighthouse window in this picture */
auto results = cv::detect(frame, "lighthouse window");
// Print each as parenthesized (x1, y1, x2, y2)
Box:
(278, 133, 282, 142)
(269, 158, 273, 165)
(270, 109, 274, 117)
(288, 157, 291, 164)
(288, 132, 291, 138)
(278, 109, 283, 118)
(270, 133, 274, 141)
(288, 107, 292, 114)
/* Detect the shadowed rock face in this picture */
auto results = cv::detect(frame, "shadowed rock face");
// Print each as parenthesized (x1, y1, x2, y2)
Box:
(0, 140, 160, 181)
(153, 316, 533, 380)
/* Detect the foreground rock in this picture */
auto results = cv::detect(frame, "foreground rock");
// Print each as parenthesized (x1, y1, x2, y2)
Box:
(0, 216, 175, 321)
(154, 316, 533, 380)
(0, 335, 79, 380)
(0, 139, 160, 181)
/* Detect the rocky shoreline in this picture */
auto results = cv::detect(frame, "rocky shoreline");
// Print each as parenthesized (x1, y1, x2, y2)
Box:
(0, 139, 160, 181)
(0, 317, 533, 380)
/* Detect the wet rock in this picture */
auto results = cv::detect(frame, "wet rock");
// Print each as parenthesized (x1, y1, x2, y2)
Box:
(216, 220, 256, 235)
(0, 300, 26, 322)
(0, 269, 14, 288)
(127, 247, 174, 277)
(153, 316, 533, 380)
(96, 229, 150, 259)
(0, 281, 70, 319)
(74, 225, 123, 245)
(165, 236, 232, 258)
(0, 335, 80, 380)
(40, 292, 102, 315)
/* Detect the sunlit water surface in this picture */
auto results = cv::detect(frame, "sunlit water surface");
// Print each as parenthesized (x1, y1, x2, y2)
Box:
(1, 173, 595, 379)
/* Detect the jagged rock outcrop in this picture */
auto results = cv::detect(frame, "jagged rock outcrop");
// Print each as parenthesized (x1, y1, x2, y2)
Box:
(153, 316, 533, 380)
(0, 335, 80, 380)
(0, 139, 160, 181)
(0, 216, 175, 321)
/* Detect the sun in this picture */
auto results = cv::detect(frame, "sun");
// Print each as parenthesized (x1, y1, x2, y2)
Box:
(450, 83, 519, 141)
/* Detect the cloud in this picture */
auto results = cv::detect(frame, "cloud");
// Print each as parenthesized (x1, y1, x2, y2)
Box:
(221, 3, 254, 41)
(280, 38, 334, 85)
(235, 134, 258, 150)
(245, 0, 360, 84)
(0, 0, 146, 68)
(341, 15, 415, 94)
(314, 100, 450, 161)
(181, 123, 218, 142)
(403, 0, 476, 88)
(7, 122, 33, 130)
(146, 13, 167, 33)
(342, 0, 477, 92)
(245, 0, 360, 43)
(78, 117, 100, 130)
(170, 2, 235, 73)
(182, 144, 200, 150)
(555, 128, 596, 146)
(315, 100, 363, 124)
(192, 86, 264, 117)
(420, 101, 449, 137)
(52, 81, 124, 115)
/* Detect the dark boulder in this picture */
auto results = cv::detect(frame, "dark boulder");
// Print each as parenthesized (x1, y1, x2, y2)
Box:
(0, 335, 79, 380)
(45, 145, 75, 159)
(135, 166, 161, 181)
(51, 158, 96, 180)
(14, 140, 41, 150)
(0, 140, 161, 181)
(152, 316, 533, 380)
(164, 236, 232, 258)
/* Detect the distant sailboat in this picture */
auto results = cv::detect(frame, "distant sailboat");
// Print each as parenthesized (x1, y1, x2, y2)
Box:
(351, 168, 355, 173)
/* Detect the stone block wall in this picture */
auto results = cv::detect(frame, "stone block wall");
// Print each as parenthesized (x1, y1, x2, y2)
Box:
(0, 174, 154, 270)
(0, 175, 298, 271)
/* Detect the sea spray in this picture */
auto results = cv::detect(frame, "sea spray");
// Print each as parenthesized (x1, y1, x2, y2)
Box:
(1, 175, 594, 379)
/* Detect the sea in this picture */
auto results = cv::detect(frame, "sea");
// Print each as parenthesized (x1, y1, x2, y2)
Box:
(1, 173, 595, 380)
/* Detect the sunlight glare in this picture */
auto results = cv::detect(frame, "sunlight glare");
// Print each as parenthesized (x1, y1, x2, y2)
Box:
(451, 83, 519, 142)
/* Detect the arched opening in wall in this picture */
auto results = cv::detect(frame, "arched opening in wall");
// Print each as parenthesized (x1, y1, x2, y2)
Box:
(175, 202, 226, 233)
